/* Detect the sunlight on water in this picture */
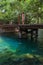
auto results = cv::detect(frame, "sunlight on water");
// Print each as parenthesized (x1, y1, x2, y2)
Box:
(0, 36, 19, 52)
(0, 37, 4, 42)
(0, 36, 10, 52)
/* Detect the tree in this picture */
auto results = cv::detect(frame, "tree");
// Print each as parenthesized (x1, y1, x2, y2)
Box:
(0, 0, 43, 24)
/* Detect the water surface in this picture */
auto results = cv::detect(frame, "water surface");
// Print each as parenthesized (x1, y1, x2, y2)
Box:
(0, 29, 43, 56)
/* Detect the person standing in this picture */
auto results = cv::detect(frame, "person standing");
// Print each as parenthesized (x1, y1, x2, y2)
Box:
(22, 12, 25, 24)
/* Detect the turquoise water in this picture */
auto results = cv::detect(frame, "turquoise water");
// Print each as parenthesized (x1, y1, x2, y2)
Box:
(0, 30, 43, 56)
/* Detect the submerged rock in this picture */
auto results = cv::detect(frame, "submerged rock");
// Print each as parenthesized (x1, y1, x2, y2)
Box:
(0, 51, 43, 65)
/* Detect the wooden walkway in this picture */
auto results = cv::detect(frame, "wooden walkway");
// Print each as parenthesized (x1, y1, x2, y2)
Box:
(0, 24, 43, 28)
(0, 24, 43, 32)
(0, 24, 43, 29)
(19, 24, 43, 29)
(0, 24, 43, 39)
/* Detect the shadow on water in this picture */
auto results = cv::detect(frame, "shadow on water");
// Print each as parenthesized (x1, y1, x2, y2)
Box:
(15, 38, 41, 55)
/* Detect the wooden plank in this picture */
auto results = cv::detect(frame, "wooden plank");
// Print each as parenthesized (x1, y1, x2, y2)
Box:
(0, 24, 43, 29)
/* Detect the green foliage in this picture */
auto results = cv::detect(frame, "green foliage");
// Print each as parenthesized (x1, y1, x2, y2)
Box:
(0, 0, 43, 23)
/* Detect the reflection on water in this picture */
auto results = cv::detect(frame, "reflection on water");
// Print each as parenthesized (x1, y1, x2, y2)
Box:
(0, 29, 43, 56)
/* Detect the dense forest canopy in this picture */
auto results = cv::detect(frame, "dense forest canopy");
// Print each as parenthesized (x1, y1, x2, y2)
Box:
(0, 0, 43, 24)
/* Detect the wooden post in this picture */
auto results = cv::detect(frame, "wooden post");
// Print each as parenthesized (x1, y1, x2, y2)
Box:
(31, 29, 33, 39)
(33, 29, 38, 42)
(35, 29, 38, 38)
(18, 31, 22, 38)
(18, 27, 22, 38)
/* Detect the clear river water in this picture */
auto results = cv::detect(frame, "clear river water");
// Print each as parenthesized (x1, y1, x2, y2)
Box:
(0, 29, 43, 56)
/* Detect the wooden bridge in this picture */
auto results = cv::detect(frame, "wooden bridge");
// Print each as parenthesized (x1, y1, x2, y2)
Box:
(0, 24, 43, 29)
(0, 24, 43, 39)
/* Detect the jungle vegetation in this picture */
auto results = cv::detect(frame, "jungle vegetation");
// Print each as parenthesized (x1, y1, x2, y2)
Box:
(0, 0, 43, 24)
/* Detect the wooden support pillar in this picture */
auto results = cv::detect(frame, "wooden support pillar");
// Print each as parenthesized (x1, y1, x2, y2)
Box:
(33, 29, 38, 42)
(25, 29, 28, 38)
(35, 29, 38, 38)
(31, 29, 33, 39)
(18, 31, 22, 38)
(18, 27, 22, 38)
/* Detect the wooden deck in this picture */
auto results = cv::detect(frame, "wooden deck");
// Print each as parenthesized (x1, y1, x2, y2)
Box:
(0, 24, 43, 39)
(0, 24, 43, 33)
(0, 24, 43, 32)
(0, 24, 43, 29)
(19, 24, 43, 29)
